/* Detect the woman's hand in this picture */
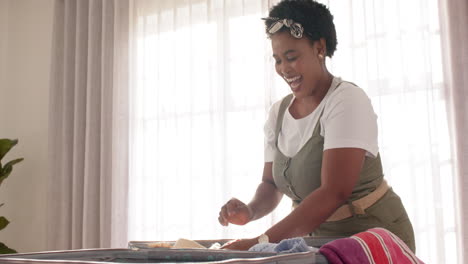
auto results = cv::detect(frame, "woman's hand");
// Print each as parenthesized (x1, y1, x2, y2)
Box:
(218, 198, 252, 226)
(221, 237, 258, 251)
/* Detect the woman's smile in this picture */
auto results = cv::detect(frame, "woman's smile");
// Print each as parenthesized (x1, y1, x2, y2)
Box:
(284, 75, 303, 91)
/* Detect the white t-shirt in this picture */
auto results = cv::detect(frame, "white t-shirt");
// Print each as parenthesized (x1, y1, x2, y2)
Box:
(264, 77, 379, 162)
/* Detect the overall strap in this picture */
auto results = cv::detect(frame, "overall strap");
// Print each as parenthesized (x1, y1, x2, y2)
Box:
(274, 94, 294, 145)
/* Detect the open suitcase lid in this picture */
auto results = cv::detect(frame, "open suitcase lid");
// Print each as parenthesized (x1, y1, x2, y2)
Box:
(0, 237, 339, 263)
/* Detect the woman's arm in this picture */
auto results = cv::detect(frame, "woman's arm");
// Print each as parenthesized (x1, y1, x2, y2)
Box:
(219, 162, 283, 226)
(248, 162, 284, 221)
(263, 147, 365, 242)
(222, 147, 366, 250)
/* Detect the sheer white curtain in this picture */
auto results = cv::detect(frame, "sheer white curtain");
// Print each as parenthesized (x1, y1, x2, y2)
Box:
(128, 0, 288, 242)
(325, 0, 457, 263)
(47, 0, 130, 249)
(128, 0, 459, 263)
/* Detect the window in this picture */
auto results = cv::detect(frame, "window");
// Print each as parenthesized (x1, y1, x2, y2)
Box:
(129, 1, 458, 262)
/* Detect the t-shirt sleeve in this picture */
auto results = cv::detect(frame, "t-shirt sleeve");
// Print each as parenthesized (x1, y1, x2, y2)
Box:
(264, 101, 281, 162)
(321, 84, 379, 157)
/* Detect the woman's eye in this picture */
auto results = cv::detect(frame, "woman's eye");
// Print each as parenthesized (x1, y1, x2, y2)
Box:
(286, 57, 297, 62)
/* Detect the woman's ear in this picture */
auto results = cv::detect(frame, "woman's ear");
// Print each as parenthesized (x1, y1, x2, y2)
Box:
(317, 38, 327, 57)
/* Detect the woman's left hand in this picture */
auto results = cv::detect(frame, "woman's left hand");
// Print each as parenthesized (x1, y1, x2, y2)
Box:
(221, 237, 258, 251)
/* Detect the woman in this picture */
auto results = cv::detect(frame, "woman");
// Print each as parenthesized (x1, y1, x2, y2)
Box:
(218, 0, 416, 252)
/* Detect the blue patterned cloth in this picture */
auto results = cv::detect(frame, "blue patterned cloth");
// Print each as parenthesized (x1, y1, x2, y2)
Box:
(248, 237, 317, 254)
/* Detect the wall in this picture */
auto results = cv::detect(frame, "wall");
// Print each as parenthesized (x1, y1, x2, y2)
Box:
(0, 1, 7, 94)
(0, 0, 54, 253)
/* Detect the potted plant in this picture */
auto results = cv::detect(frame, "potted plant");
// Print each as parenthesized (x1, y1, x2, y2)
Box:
(0, 139, 23, 254)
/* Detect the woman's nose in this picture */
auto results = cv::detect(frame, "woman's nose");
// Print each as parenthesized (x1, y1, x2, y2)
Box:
(279, 63, 291, 76)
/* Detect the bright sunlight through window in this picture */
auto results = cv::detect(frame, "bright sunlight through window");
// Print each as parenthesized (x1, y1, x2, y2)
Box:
(128, 1, 458, 263)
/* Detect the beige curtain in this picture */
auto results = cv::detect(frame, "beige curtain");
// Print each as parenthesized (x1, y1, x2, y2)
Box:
(47, 0, 130, 250)
(439, 0, 468, 263)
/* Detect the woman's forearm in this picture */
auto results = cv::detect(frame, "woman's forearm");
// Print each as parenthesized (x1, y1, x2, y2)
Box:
(264, 186, 345, 243)
(247, 162, 283, 221)
(248, 180, 283, 221)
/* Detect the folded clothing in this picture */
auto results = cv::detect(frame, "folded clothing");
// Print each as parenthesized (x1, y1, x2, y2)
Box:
(249, 237, 318, 254)
(172, 238, 206, 249)
(319, 227, 424, 264)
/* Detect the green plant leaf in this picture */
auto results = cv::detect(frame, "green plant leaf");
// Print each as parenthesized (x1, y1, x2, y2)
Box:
(0, 158, 24, 177)
(0, 216, 9, 231)
(0, 139, 18, 161)
(0, 157, 23, 186)
(3, 158, 24, 170)
(0, 166, 12, 186)
(0, 242, 17, 254)
(0, 165, 11, 177)
(0, 139, 19, 255)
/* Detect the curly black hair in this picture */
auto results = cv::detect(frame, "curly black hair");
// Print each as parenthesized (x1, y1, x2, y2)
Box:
(265, 0, 337, 57)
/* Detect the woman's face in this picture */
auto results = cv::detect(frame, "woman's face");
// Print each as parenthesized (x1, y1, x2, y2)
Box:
(271, 31, 324, 98)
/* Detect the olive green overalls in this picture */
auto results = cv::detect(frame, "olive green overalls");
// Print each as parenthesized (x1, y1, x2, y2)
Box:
(272, 86, 416, 252)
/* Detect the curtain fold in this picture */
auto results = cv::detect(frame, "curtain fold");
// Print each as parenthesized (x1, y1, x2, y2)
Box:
(47, 0, 130, 250)
(438, 0, 468, 263)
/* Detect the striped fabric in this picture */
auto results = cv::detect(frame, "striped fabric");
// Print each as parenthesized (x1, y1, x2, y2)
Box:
(319, 228, 424, 264)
